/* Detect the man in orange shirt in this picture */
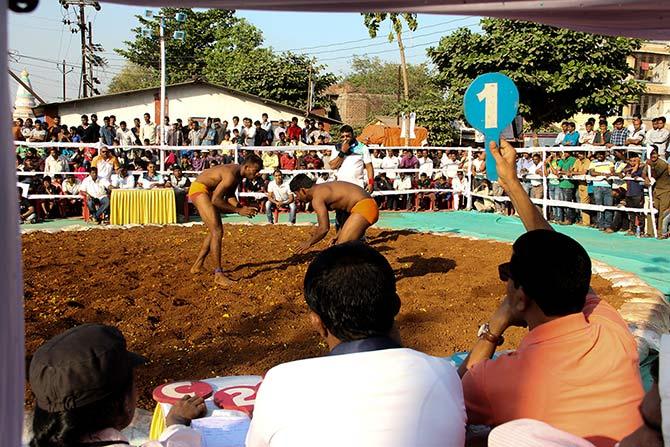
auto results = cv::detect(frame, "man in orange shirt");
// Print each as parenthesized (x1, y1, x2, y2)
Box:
(458, 140, 644, 447)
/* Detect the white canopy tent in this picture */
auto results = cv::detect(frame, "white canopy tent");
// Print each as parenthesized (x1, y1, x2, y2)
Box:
(3, 1, 669, 445)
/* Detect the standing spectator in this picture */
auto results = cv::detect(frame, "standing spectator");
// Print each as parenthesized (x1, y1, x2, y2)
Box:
(260, 113, 272, 139)
(73, 160, 87, 181)
(611, 153, 645, 235)
(592, 120, 611, 146)
(21, 117, 33, 140)
(570, 151, 592, 226)
(76, 115, 93, 143)
(140, 112, 157, 145)
(557, 151, 576, 224)
(167, 165, 191, 217)
(607, 117, 629, 148)
(18, 188, 35, 224)
(246, 242, 466, 447)
(188, 121, 202, 146)
(91, 146, 120, 182)
(116, 121, 135, 147)
(166, 122, 184, 146)
(109, 166, 136, 190)
(241, 118, 256, 146)
(300, 118, 313, 144)
(516, 152, 534, 195)
(80, 167, 110, 223)
(579, 121, 596, 145)
(29, 120, 47, 142)
(528, 153, 544, 201)
(590, 152, 615, 230)
(89, 113, 101, 140)
(139, 163, 165, 189)
(266, 169, 296, 224)
(627, 113, 646, 134)
(441, 151, 461, 183)
(647, 117, 669, 159)
(99, 116, 115, 146)
(214, 118, 226, 144)
(47, 116, 62, 141)
(417, 149, 434, 178)
(254, 120, 268, 146)
(131, 117, 142, 144)
(315, 121, 331, 143)
(202, 119, 218, 146)
(380, 149, 399, 183)
(370, 149, 383, 171)
(644, 148, 670, 237)
(562, 122, 580, 146)
(286, 117, 302, 142)
(554, 122, 568, 146)
(231, 115, 242, 134)
(13, 118, 24, 141)
(274, 119, 287, 141)
(398, 149, 419, 171)
(44, 148, 69, 177)
(626, 115, 646, 146)
(546, 153, 562, 222)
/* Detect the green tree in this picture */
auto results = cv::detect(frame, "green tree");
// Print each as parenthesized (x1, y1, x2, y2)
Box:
(428, 18, 644, 129)
(362, 13, 418, 102)
(115, 8, 239, 84)
(107, 62, 159, 94)
(344, 56, 432, 98)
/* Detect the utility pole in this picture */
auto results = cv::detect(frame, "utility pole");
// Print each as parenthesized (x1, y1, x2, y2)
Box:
(79, 4, 87, 97)
(57, 60, 74, 101)
(306, 66, 313, 116)
(397, 65, 401, 125)
(88, 22, 94, 96)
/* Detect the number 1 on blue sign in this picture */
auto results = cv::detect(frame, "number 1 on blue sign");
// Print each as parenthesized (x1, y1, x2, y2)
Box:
(477, 83, 498, 129)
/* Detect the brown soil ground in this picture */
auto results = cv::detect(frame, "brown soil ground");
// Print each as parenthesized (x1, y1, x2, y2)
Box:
(23, 225, 625, 409)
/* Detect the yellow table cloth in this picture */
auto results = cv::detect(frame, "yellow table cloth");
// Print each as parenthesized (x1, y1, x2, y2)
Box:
(110, 189, 177, 225)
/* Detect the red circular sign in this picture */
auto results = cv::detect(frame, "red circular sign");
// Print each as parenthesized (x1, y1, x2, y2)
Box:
(213, 384, 260, 416)
(153, 381, 213, 404)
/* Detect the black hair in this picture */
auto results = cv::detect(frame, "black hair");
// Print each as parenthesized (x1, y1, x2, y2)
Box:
(90, 167, 98, 174)
(80, 115, 88, 120)
(659, 117, 667, 124)
(613, 117, 624, 125)
(30, 375, 133, 447)
(289, 173, 315, 192)
(243, 153, 263, 169)
(511, 230, 591, 316)
(233, 116, 239, 120)
(262, 113, 268, 118)
(254, 120, 261, 126)
(340, 124, 354, 135)
(598, 119, 607, 126)
(304, 242, 400, 341)
(633, 113, 642, 120)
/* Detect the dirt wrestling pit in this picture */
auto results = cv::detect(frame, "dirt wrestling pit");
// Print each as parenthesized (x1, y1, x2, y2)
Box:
(23, 224, 626, 408)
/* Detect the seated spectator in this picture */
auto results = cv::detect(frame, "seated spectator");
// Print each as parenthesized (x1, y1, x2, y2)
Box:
(262, 150, 280, 171)
(180, 154, 193, 171)
(110, 165, 136, 190)
(434, 175, 451, 210)
(414, 172, 435, 211)
(139, 163, 165, 189)
(44, 147, 69, 177)
(301, 149, 323, 170)
(459, 140, 644, 446)
(12, 118, 24, 141)
(279, 150, 297, 170)
(452, 170, 469, 210)
(246, 242, 466, 447)
(562, 122, 580, 146)
(28, 324, 204, 447)
(73, 160, 87, 181)
(473, 179, 494, 212)
(374, 172, 393, 209)
(91, 146, 120, 182)
(18, 187, 35, 224)
(81, 167, 110, 224)
(626, 115, 646, 146)
(191, 150, 206, 172)
(381, 149, 399, 183)
(38, 176, 60, 218)
(166, 165, 191, 217)
(62, 174, 82, 215)
(265, 169, 296, 224)
(390, 172, 412, 211)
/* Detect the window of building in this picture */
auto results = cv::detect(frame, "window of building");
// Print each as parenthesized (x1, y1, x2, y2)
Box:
(635, 53, 668, 83)
(630, 94, 661, 118)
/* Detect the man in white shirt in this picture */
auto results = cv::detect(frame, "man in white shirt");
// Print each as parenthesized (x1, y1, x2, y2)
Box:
(579, 121, 596, 145)
(647, 116, 669, 159)
(115, 121, 134, 148)
(91, 147, 120, 182)
(260, 113, 273, 140)
(417, 149, 434, 178)
(139, 163, 165, 189)
(140, 113, 157, 145)
(241, 118, 256, 146)
(273, 120, 287, 142)
(442, 151, 461, 180)
(246, 242, 466, 447)
(80, 167, 110, 223)
(44, 148, 69, 177)
(265, 169, 296, 224)
(554, 122, 568, 146)
(626, 115, 646, 146)
(380, 149, 399, 182)
(451, 170, 469, 210)
(109, 166, 136, 190)
(329, 125, 374, 230)
(391, 172, 413, 210)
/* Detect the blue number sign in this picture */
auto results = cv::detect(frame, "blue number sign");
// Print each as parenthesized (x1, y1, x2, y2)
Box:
(463, 73, 519, 181)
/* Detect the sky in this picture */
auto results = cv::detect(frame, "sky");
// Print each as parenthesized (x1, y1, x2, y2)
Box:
(8, 3, 481, 104)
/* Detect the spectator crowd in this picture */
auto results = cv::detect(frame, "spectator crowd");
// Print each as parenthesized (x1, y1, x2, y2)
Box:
(12, 111, 670, 237)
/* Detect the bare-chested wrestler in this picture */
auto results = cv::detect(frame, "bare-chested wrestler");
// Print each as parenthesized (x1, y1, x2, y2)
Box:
(289, 173, 379, 253)
(188, 154, 263, 285)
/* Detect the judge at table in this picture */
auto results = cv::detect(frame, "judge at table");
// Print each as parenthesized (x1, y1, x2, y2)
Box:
(139, 163, 165, 189)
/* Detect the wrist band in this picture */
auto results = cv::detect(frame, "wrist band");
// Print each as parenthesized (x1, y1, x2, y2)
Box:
(368, 178, 374, 186)
(337, 151, 346, 159)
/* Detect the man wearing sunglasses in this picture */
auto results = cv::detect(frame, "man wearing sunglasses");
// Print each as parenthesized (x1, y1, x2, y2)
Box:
(458, 140, 644, 446)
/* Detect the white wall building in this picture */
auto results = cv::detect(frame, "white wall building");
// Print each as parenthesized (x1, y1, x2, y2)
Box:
(33, 80, 339, 128)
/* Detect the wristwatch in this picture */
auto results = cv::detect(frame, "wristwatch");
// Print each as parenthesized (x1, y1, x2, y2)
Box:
(477, 323, 504, 346)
